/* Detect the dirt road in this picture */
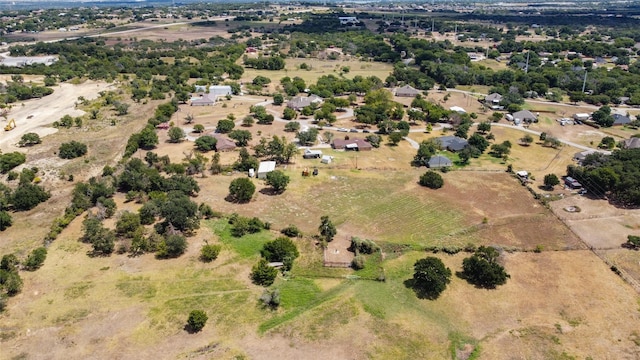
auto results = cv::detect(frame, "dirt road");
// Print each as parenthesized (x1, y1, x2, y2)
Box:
(0, 80, 113, 152)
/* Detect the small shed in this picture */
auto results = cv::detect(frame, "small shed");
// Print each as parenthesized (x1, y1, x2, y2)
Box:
(303, 149, 323, 159)
(573, 113, 590, 122)
(321, 155, 332, 164)
(449, 106, 466, 114)
(257, 161, 276, 179)
(516, 171, 528, 179)
(427, 155, 453, 168)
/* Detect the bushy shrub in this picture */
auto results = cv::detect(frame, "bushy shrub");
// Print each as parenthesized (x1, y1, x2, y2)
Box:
(200, 244, 221, 262)
(186, 310, 208, 333)
(350, 237, 379, 255)
(280, 224, 302, 238)
(23, 247, 47, 271)
(58, 141, 88, 159)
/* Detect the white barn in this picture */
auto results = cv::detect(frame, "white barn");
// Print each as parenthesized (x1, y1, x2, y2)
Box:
(257, 161, 276, 179)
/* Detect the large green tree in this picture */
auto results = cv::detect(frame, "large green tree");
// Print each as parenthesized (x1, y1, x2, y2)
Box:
(228, 177, 255, 203)
(250, 259, 278, 286)
(318, 215, 337, 242)
(410, 257, 452, 299)
(461, 246, 510, 288)
(265, 170, 290, 193)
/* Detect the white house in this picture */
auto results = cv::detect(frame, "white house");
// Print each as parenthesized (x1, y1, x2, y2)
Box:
(339, 16, 359, 25)
(257, 161, 276, 179)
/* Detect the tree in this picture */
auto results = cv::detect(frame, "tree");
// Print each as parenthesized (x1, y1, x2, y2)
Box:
(410, 257, 452, 299)
(413, 140, 438, 166)
(0, 152, 26, 173)
(283, 107, 297, 120)
(297, 128, 319, 146)
(318, 215, 337, 242)
(116, 211, 141, 238)
(0, 211, 12, 231)
(168, 127, 186, 143)
(23, 247, 47, 271)
(520, 134, 534, 146)
(157, 234, 188, 258)
(193, 124, 205, 133)
(194, 135, 217, 152)
(273, 93, 284, 105)
(11, 183, 50, 211)
(626, 235, 640, 249)
(284, 121, 300, 132)
(216, 119, 235, 133)
(477, 122, 491, 133)
(159, 192, 199, 232)
(543, 173, 560, 189)
(18, 133, 41, 147)
(261, 236, 299, 270)
(59, 141, 88, 159)
(598, 136, 616, 149)
(461, 246, 510, 288)
(186, 310, 208, 333)
(592, 105, 614, 127)
(539, 132, 547, 141)
(280, 224, 302, 238)
(251, 258, 278, 286)
(229, 130, 252, 147)
(200, 244, 221, 262)
(242, 116, 254, 127)
(489, 142, 511, 158)
(265, 170, 290, 193)
(388, 132, 403, 146)
(184, 113, 195, 124)
(228, 177, 255, 203)
(138, 126, 159, 149)
(419, 171, 444, 189)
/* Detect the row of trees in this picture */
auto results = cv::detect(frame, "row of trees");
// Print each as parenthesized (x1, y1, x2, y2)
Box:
(410, 246, 510, 299)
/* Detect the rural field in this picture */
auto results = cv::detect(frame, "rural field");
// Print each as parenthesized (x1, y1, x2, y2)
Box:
(2, 16, 640, 360)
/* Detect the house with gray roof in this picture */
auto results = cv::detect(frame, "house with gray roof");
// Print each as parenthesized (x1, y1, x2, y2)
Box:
(484, 93, 503, 104)
(623, 137, 640, 149)
(512, 110, 537, 123)
(286, 95, 324, 110)
(436, 136, 468, 152)
(394, 85, 420, 97)
(427, 155, 453, 168)
(612, 113, 631, 126)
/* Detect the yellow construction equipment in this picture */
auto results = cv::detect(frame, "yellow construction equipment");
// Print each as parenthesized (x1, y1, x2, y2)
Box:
(5, 119, 16, 131)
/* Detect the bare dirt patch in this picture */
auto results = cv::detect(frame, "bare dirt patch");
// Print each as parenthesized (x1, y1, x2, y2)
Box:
(1, 80, 114, 152)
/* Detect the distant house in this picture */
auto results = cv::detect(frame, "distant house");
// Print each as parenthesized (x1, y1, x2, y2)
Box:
(612, 113, 631, 126)
(394, 85, 420, 97)
(623, 137, 640, 149)
(427, 155, 453, 168)
(190, 93, 216, 106)
(209, 85, 233, 97)
(573, 113, 590, 122)
(211, 133, 236, 152)
(564, 176, 583, 189)
(512, 110, 537, 123)
(449, 106, 466, 114)
(339, 16, 359, 25)
(286, 95, 323, 110)
(573, 150, 597, 164)
(303, 149, 323, 159)
(257, 161, 276, 179)
(436, 136, 468, 152)
(332, 138, 372, 151)
(485, 93, 503, 104)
